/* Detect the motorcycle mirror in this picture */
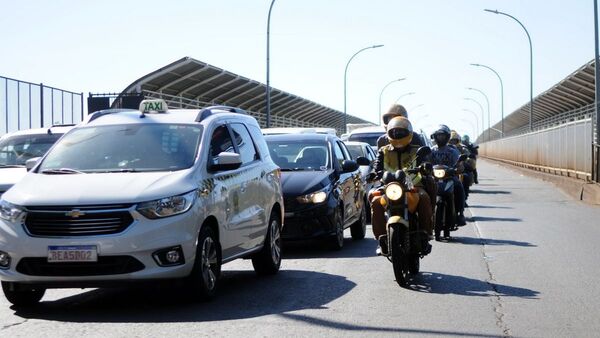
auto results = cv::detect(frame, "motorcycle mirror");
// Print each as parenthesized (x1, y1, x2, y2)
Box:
(416, 146, 431, 158)
(394, 170, 406, 182)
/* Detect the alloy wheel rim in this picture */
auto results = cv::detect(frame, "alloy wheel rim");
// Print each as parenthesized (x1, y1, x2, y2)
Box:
(270, 219, 281, 264)
(201, 236, 218, 291)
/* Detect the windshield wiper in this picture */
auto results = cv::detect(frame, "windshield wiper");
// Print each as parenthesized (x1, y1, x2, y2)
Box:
(0, 164, 25, 168)
(280, 168, 307, 171)
(98, 168, 139, 173)
(40, 168, 86, 175)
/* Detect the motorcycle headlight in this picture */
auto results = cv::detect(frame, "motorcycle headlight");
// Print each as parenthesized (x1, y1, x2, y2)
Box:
(385, 183, 403, 201)
(0, 199, 26, 223)
(137, 190, 197, 219)
(434, 169, 446, 179)
(297, 190, 328, 204)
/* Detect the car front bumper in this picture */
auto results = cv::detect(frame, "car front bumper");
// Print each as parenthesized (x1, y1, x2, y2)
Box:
(282, 197, 336, 240)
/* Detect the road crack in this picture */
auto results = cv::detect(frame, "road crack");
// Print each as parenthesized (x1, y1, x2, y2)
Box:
(1, 318, 29, 331)
(471, 210, 512, 337)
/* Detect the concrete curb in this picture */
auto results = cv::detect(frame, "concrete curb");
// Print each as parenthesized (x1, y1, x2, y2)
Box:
(481, 157, 600, 206)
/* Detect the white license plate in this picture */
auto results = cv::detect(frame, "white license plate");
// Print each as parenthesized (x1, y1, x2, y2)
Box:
(47, 245, 98, 262)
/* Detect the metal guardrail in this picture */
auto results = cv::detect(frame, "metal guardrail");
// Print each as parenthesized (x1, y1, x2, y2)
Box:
(141, 90, 336, 132)
(0, 75, 84, 135)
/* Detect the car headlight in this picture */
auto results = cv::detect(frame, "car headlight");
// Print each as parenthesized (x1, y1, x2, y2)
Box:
(297, 190, 328, 204)
(0, 199, 26, 223)
(434, 169, 446, 179)
(137, 190, 197, 219)
(385, 183, 403, 201)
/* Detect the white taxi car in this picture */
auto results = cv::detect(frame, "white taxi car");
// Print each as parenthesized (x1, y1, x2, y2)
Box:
(0, 100, 284, 306)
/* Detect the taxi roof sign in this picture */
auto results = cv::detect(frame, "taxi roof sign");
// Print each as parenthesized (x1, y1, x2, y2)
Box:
(139, 99, 168, 113)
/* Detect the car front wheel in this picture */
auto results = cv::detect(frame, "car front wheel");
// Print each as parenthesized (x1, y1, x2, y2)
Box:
(2, 282, 45, 307)
(187, 226, 221, 301)
(252, 210, 282, 275)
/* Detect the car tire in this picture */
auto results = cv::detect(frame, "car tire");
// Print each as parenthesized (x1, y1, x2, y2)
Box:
(187, 226, 221, 301)
(330, 208, 344, 250)
(1, 282, 45, 307)
(350, 200, 367, 240)
(252, 210, 282, 275)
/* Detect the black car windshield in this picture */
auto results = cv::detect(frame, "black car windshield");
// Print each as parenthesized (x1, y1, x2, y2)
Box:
(345, 144, 366, 160)
(348, 133, 383, 147)
(0, 133, 62, 166)
(38, 124, 202, 173)
(266, 139, 330, 171)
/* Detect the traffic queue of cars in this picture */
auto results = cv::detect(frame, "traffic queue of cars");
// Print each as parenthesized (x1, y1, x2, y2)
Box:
(0, 100, 379, 307)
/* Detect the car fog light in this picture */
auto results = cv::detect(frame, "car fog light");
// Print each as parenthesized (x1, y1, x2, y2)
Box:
(166, 250, 180, 263)
(152, 246, 185, 267)
(0, 251, 11, 269)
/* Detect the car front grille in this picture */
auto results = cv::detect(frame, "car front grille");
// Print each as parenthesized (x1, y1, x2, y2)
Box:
(16, 256, 145, 276)
(24, 204, 135, 237)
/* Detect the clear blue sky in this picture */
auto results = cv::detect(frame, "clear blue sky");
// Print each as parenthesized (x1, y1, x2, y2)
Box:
(0, 0, 595, 138)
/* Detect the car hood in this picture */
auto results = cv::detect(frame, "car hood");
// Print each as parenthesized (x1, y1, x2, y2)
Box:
(281, 169, 334, 197)
(0, 167, 27, 193)
(3, 170, 196, 206)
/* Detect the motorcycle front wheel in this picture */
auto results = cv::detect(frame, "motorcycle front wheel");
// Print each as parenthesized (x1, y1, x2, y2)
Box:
(391, 228, 410, 287)
(408, 254, 420, 275)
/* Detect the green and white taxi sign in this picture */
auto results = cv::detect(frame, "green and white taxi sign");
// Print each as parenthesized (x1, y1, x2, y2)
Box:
(139, 99, 169, 113)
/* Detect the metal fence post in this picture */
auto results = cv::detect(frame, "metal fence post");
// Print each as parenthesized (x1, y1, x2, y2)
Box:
(40, 83, 44, 128)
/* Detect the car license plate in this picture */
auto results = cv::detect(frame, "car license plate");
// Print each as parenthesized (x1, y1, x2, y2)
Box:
(47, 245, 98, 263)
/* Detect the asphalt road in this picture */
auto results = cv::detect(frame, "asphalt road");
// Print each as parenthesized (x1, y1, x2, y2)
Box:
(2, 159, 600, 337)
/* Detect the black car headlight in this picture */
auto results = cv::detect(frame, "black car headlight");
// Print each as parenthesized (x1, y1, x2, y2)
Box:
(0, 199, 26, 223)
(297, 189, 328, 204)
(137, 190, 197, 219)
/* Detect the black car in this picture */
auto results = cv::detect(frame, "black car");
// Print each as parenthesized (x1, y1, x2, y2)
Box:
(265, 133, 370, 249)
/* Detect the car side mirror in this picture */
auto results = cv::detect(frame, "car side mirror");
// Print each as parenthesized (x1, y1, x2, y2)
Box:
(416, 146, 431, 158)
(209, 152, 242, 172)
(355, 156, 370, 166)
(341, 160, 359, 173)
(25, 157, 41, 171)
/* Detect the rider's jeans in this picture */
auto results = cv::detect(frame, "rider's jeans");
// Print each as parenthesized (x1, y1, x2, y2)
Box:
(453, 176, 465, 213)
(370, 187, 433, 239)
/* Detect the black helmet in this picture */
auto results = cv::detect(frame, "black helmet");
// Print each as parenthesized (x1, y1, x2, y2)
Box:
(431, 124, 451, 147)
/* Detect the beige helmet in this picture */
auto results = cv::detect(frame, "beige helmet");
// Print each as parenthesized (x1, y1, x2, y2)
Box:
(387, 116, 413, 149)
(449, 130, 461, 145)
(382, 104, 408, 128)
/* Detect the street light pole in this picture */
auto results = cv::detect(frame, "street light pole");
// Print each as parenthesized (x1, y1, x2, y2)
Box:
(485, 9, 533, 132)
(408, 104, 424, 112)
(470, 63, 504, 136)
(461, 108, 480, 138)
(464, 98, 486, 141)
(595, 0, 600, 146)
(467, 88, 491, 141)
(378, 78, 406, 124)
(266, 0, 276, 128)
(343, 44, 384, 133)
(394, 91, 416, 104)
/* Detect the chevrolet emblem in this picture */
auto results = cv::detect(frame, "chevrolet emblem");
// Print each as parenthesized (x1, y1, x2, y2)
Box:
(65, 209, 85, 218)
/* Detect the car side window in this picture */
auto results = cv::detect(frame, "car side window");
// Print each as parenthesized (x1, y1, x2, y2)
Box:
(333, 141, 346, 167)
(230, 123, 259, 165)
(338, 142, 352, 161)
(209, 125, 234, 163)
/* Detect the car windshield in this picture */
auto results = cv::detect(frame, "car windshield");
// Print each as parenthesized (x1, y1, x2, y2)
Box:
(0, 133, 62, 166)
(348, 133, 383, 147)
(38, 124, 202, 173)
(266, 139, 330, 171)
(345, 145, 366, 160)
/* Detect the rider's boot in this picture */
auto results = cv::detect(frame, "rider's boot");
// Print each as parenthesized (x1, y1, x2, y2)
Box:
(457, 212, 466, 226)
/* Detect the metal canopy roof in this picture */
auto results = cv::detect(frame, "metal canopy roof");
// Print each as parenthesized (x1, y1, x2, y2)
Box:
(481, 59, 595, 142)
(118, 57, 371, 131)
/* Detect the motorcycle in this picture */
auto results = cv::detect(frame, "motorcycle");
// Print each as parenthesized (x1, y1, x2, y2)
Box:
(372, 146, 432, 286)
(433, 154, 467, 240)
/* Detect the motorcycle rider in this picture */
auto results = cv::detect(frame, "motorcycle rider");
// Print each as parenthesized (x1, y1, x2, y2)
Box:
(377, 104, 436, 213)
(462, 134, 479, 184)
(430, 125, 467, 234)
(370, 116, 434, 254)
(449, 130, 473, 201)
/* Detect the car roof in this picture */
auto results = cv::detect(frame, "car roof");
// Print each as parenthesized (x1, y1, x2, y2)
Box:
(264, 133, 336, 142)
(82, 107, 258, 128)
(1, 125, 76, 138)
(349, 126, 385, 134)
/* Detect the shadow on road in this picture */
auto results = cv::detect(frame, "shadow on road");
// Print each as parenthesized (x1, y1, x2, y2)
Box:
(469, 189, 511, 195)
(471, 216, 522, 222)
(283, 236, 377, 259)
(451, 236, 536, 247)
(407, 271, 539, 299)
(279, 313, 503, 337)
(467, 205, 513, 210)
(13, 269, 355, 323)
